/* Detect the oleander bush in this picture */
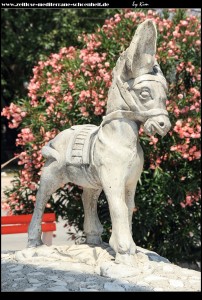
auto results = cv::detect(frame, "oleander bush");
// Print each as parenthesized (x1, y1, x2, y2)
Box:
(2, 9, 201, 264)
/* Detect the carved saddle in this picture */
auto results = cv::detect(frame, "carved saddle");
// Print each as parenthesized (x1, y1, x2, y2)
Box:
(66, 124, 98, 165)
(42, 124, 99, 168)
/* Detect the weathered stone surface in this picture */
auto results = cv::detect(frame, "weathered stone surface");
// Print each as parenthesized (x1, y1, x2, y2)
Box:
(154, 287, 164, 291)
(9, 265, 24, 272)
(48, 286, 69, 291)
(27, 272, 45, 276)
(24, 287, 38, 292)
(10, 271, 22, 277)
(2, 244, 200, 292)
(13, 277, 25, 281)
(47, 275, 61, 281)
(32, 283, 43, 287)
(162, 265, 173, 272)
(52, 280, 67, 286)
(104, 282, 125, 291)
(27, 19, 171, 270)
(63, 276, 75, 283)
(28, 278, 40, 284)
(100, 261, 140, 278)
(169, 279, 184, 288)
(144, 275, 167, 282)
(80, 288, 99, 291)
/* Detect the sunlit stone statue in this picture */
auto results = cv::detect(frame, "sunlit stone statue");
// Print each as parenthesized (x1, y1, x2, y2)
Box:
(28, 19, 171, 266)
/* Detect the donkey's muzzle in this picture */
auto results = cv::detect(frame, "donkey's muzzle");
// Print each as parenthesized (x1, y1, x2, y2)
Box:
(143, 115, 171, 137)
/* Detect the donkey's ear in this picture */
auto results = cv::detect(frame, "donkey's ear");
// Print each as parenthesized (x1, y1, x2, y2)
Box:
(126, 19, 157, 78)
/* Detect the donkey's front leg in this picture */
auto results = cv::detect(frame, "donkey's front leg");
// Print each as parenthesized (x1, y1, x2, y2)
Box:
(125, 185, 137, 234)
(100, 168, 137, 266)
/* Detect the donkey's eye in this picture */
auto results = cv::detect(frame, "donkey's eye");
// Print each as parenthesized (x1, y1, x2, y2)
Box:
(141, 91, 149, 97)
(139, 89, 151, 100)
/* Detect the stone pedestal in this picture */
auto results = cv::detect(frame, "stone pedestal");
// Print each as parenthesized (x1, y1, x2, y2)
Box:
(1, 243, 200, 292)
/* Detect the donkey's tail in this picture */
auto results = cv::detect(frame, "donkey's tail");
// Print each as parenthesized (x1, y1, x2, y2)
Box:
(41, 142, 61, 167)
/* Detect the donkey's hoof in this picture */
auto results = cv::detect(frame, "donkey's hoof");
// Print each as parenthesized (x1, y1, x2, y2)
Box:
(27, 239, 43, 248)
(115, 252, 138, 267)
(109, 234, 136, 255)
(86, 234, 102, 245)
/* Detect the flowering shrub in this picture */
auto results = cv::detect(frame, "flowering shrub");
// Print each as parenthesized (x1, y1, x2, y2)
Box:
(2, 9, 201, 264)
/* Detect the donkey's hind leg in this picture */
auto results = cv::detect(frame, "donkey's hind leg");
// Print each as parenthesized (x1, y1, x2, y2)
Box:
(82, 188, 103, 245)
(27, 158, 66, 248)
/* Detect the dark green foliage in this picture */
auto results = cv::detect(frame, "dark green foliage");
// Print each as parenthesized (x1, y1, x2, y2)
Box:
(1, 8, 119, 101)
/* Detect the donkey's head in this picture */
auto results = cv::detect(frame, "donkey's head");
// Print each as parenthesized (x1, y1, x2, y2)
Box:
(111, 19, 171, 137)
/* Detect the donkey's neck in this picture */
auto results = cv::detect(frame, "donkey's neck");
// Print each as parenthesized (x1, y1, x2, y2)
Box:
(99, 117, 140, 152)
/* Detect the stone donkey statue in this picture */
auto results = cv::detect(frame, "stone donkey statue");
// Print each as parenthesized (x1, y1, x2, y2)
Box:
(28, 19, 171, 266)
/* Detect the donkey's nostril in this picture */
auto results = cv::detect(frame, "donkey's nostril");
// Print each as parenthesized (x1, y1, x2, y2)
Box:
(159, 122, 164, 127)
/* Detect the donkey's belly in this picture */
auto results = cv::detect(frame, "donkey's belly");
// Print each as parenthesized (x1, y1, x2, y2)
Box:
(66, 165, 101, 189)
